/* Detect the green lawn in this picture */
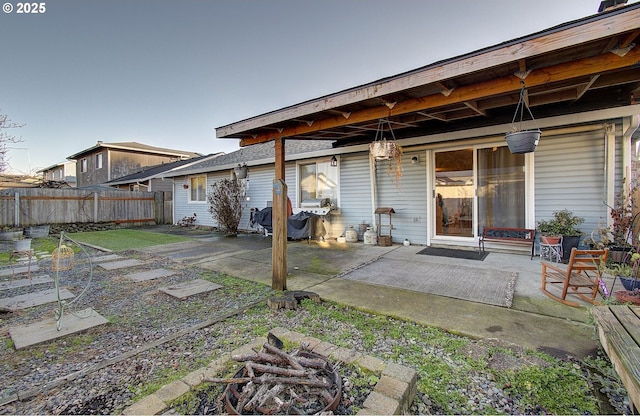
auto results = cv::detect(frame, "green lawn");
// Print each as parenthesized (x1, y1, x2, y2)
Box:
(65, 229, 192, 251)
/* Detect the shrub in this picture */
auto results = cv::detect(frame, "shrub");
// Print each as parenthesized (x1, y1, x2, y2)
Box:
(207, 178, 243, 235)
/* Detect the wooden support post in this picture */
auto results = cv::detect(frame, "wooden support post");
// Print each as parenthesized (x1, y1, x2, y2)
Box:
(272, 137, 287, 291)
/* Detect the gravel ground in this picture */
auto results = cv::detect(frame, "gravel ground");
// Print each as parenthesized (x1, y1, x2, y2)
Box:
(0, 243, 631, 415)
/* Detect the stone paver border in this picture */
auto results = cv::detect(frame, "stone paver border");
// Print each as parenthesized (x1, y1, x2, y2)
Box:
(122, 327, 417, 415)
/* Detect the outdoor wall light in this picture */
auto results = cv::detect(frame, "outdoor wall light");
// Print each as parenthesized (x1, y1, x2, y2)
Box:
(330, 156, 338, 167)
(411, 155, 419, 164)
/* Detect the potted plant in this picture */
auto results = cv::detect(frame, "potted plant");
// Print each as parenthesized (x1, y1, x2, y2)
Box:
(605, 246, 640, 305)
(537, 209, 584, 262)
(604, 182, 639, 262)
(505, 82, 541, 154)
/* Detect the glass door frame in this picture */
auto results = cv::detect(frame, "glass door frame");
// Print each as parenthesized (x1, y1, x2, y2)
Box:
(426, 142, 534, 246)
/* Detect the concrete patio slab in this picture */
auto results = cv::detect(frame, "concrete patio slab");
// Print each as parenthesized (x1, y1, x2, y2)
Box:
(126, 268, 176, 282)
(9, 307, 109, 349)
(0, 265, 40, 277)
(0, 288, 74, 311)
(159, 279, 222, 300)
(0, 275, 53, 291)
(97, 259, 145, 270)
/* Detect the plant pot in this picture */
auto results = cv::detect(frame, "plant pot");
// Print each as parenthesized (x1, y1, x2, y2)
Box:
(14, 238, 32, 252)
(505, 130, 541, 154)
(540, 235, 561, 244)
(0, 230, 24, 241)
(369, 141, 400, 160)
(234, 165, 248, 179)
(561, 235, 581, 263)
(23, 225, 50, 238)
(608, 246, 631, 263)
(614, 290, 640, 305)
(619, 276, 640, 291)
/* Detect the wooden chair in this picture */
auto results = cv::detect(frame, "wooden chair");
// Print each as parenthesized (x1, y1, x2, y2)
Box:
(541, 248, 609, 307)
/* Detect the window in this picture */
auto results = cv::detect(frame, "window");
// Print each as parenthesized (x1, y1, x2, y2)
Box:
(80, 158, 88, 173)
(298, 159, 339, 207)
(95, 153, 103, 169)
(189, 176, 207, 202)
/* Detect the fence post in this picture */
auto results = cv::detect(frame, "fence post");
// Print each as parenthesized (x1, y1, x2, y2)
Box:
(154, 191, 162, 224)
(94, 192, 98, 223)
(14, 192, 20, 227)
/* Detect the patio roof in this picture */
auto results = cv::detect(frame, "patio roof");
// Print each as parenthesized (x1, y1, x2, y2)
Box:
(216, 3, 640, 147)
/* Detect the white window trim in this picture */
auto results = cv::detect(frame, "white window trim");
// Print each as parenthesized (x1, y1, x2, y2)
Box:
(188, 175, 207, 203)
(96, 153, 103, 170)
(296, 157, 340, 208)
(80, 158, 88, 173)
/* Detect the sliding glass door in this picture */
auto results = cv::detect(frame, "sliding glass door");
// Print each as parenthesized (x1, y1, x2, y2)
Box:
(477, 146, 525, 232)
(434, 146, 526, 239)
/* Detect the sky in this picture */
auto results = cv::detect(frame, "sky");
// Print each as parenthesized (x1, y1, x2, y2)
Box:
(1, 0, 636, 175)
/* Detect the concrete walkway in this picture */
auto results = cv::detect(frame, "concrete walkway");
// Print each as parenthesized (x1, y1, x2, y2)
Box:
(138, 228, 603, 359)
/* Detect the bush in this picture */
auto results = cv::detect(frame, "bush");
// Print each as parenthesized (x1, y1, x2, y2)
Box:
(207, 179, 243, 235)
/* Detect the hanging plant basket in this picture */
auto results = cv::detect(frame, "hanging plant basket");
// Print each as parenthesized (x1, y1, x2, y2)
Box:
(234, 164, 248, 179)
(369, 140, 401, 160)
(505, 82, 541, 154)
(505, 129, 541, 154)
(369, 118, 403, 185)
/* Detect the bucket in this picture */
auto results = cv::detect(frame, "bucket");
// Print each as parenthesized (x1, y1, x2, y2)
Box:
(345, 225, 358, 243)
(363, 227, 377, 245)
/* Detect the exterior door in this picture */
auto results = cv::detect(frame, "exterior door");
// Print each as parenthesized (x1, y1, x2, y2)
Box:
(433, 146, 526, 239)
(434, 149, 474, 237)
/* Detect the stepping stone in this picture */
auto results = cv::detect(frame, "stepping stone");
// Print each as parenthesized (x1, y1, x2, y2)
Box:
(125, 268, 176, 282)
(159, 279, 222, 300)
(97, 259, 145, 270)
(90, 254, 122, 263)
(0, 275, 53, 291)
(0, 288, 74, 311)
(0, 265, 40, 277)
(9, 307, 109, 350)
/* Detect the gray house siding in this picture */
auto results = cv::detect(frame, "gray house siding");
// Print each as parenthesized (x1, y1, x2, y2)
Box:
(330, 153, 374, 240)
(534, 129, 608, 238)
(375, 151, 429, 245)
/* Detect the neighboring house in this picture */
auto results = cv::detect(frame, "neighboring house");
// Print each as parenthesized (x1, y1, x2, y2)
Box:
(38, 161, 77, 187)
(171, 4, 640, 254)
(67, 141, 202, 188)
(105, 153, 223, 224)
(105, 153, 222, 192)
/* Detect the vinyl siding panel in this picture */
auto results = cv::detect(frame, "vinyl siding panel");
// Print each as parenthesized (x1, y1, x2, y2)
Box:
(376, 151, 429, 245)
(534, 130, 608, 237)
(329, 152, 374, 239)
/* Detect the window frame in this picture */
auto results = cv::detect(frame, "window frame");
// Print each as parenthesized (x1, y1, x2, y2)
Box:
(188, 175, 207, 203)
(95, 153, 103, 170)
(80, 158, 88, 173)
(296, 157, 340, 208)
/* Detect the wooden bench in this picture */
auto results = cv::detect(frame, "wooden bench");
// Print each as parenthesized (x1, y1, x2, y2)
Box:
(591, 305, 640, 412)
(479, 227, 535, 259)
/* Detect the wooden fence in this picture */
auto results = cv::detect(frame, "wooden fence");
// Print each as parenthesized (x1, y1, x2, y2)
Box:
(0, 188, 165, 227)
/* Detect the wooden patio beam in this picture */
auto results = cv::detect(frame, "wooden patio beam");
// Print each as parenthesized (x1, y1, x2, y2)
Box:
(239, 45, 640, 147)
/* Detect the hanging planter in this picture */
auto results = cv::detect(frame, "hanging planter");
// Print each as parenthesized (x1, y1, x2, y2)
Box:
(369, 118, 403, 185)
(505, 82, 541, 154)
(234, 164, 248, 179)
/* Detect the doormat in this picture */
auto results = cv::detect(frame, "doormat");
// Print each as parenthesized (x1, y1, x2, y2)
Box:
(340, 258, 517, 307)
(417, 247, 488, 261)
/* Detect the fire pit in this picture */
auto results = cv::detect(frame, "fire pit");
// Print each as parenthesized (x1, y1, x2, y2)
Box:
(208, 335, 342, 415)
